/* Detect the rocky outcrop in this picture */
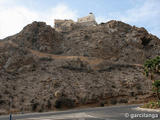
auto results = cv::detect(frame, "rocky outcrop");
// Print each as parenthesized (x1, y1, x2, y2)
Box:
(0, 20, 159, 114)
(8, 21, 63, 54)
(61, 20, 160, 63)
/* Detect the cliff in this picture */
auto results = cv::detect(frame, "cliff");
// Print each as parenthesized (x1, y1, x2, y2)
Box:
(0, 20, 160, 114)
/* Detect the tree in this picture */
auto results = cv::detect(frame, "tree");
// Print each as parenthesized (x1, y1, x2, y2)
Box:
(144, 56, 160, 100)
(152, 80, 160, 100)
(144, 56, 160, 79)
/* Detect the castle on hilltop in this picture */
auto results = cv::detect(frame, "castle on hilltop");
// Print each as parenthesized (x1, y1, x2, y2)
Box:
(77, 12, 96, 24)
(54, 13, 97, 32)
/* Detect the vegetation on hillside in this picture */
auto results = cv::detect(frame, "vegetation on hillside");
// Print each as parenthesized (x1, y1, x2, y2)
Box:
(142, 56, 160, 108)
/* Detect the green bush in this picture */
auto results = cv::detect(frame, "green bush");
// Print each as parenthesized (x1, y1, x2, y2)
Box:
(142, 101, 160, 109)
(152, 80, 160, 100)
(100, 102, 105, 107)
(54, 97, 75, 109)
(32, 102, 39, 111)
(30, 99, 39, 111)
(119, 99, 128, 103)
(144, 56, 160, 77)
(144, 56, 160, 100)
(153, 80, 160, 88)
(110, 99, 117, 105)
(47, 100, 52, 109)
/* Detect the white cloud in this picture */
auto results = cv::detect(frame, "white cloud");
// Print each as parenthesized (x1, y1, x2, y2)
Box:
(0, 2, 78, 39)
(0, 7, 39, 39)
(0, 0, 159, 39)
(0, 0, 6, 4)
(96, 0, 160, 38)
(120, 0, 160, 23)
(97, 0, 160, 23)
(96, 16, 108, 24)
(45, 4, 78, 27)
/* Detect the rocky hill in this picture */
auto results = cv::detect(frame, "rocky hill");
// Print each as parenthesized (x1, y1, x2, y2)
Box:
(0, 20, 160, 114)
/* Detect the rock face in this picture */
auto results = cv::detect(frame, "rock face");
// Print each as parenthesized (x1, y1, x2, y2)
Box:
(11, 22, 62, 54)
(0, 20, 160, 113)
(62, 20, 160, 63)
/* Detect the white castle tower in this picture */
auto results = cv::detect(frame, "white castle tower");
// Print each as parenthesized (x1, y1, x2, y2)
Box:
(77, 12, 96, 23)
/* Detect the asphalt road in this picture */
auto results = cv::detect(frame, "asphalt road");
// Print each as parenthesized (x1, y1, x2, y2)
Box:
(0, 104, 160, 120)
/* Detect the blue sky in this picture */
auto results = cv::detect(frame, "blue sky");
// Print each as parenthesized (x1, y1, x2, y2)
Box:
(0, 0, 160, 39)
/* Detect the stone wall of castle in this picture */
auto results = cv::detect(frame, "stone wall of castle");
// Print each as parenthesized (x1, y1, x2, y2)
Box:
(54, 13, 97, 32)
(54, 19, 75, 32)
(77, 13, 95, 23)
(77, 21, 97, 27)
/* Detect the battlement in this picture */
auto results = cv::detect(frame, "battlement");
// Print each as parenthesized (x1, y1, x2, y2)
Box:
(54, 13, 97, 32)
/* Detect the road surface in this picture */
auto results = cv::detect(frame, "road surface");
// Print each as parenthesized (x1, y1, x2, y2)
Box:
(0, 104, 160, 120)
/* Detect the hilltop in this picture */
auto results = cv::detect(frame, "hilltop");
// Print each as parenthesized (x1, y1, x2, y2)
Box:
(0, 19, 160, 114)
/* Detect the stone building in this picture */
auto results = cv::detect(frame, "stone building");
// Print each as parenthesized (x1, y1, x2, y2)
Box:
(77, 12, 95, 23)
(54, 13, 97, 32)
(77, 13, 97, 26)
(54, 19, 75, 32)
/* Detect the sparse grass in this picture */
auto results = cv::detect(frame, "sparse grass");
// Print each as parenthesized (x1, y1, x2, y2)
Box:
(141, 101, 160, 109)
